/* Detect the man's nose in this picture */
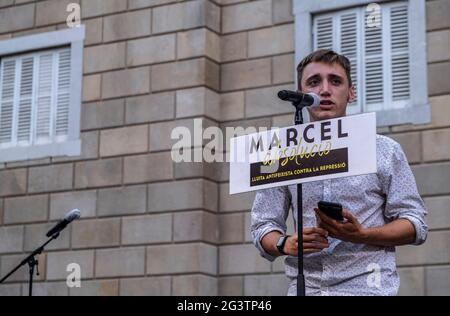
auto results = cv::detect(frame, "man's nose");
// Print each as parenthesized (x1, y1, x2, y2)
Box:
(320, 80, 331, 96)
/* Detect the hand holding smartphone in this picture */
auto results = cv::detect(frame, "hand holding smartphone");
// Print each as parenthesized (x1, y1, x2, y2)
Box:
(317, 200, 344, 221)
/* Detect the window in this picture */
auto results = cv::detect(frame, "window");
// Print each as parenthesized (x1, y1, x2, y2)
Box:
(294, 0, 430, 126)
(0, 26, 85, 163)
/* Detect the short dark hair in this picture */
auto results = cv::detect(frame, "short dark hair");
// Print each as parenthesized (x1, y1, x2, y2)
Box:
(297, 49, 353, 89)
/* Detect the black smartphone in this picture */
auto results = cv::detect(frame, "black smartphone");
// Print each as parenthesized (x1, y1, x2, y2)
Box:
(317, 201, 344, 221)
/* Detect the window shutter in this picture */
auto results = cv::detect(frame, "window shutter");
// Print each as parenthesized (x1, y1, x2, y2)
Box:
(0, 26, 84, 163)
(339, 12, 360, 113)
(314, 16, 334, 50)
(0, 59, 16, 145)
(312, 1, 411, 116)
(390, 4, 410, 106)
(0, 47, 72, 148)
(17, 56, 34, 144)
(364, 9, 384, 111)
(36, 53, 53, 143)
(55, 48, 71, 137)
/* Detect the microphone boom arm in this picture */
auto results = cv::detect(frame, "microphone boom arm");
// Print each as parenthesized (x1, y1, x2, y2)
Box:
(0, 232, 60, 296)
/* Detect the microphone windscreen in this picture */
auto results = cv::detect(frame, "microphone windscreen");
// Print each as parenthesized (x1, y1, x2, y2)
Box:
(64, 209, 81, 222)
(307, 93, 320, 107)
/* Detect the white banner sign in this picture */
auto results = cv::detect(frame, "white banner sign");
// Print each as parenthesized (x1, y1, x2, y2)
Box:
(229, 113, 377, 194)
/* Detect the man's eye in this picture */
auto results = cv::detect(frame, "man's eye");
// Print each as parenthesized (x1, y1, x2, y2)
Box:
(308, 80, 319, 86)
(332, 79, 342, 85)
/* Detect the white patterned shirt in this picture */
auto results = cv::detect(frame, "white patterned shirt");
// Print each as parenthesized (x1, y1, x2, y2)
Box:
(251, 135, 428, 296)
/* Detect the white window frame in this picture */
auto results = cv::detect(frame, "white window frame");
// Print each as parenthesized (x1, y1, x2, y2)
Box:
(0, 26, 85, 163)
(294, 0, 430, 127)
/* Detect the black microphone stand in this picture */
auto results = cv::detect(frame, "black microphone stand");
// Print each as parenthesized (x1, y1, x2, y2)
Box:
(291, 98, 306, 297)
(0, 232, 60, 296)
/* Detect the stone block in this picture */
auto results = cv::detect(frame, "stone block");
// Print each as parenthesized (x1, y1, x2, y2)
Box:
(172, 275, 218, 296)
(248, 24, 294, 58)
(127, 34, 176, 66)
(219, 213, 244, 243)
(119, 277, 171, 296)
(222, 0, 272, 33)
(273, 54, 295, 84)
(221, 32, 247, 62)
(427, 0, 450, 31)
(219, 244, 271, 275)
(244, 274, 289, 296)
(25, 223, 70, 251)
(82, 74, 101, 102)
(36, 0, 73, 26)
(422, 128, 450, 162)
(389, 132, 422, 163)
(0, 169, 27, 197)
(100, 125, 148, 157)
(397, 267, 425, 296)
(71, 218, 121, 248)
(46, 250, 94, 280)
(81, 0, 126, 18)
(218, 276, 243, 296)
(122, 214, 172, 245)
(81, 99, 125, 130)
(98, 185, 146, 216)
(427, 30, 450, 63)
(220, 183, 255, 212)
(28, 164, 73, 193)
(426, 265, 450, 296)
(273, 0, 294, 24)
(151, 58, 219, 91)
(124, 152, 173, 184)
(75, 158, 122, 189)
(173, 211, 218, 243)
(70, 279, 119, 296)
(102, 67, 150, 99)
(0, 254, 45, 282)
(4, 195, 48, 224)
(176, 87, 220, 120)
(84, 42, 125, 74)
(0, 226, 23, 254)
(84, 18, 102, 46)
(177, 28, 220, 62)
(50, 190, 96, 220)
(126, 92, 174, 124)
(424, 195, 450, 230)
(148, 179, 217, 212)
(146, 243, 217, 275)
(220, 91, 245, 121)
(245, 84, 296, 118)
(221, 58, 271, 91)
(428, 62, 450, 96)
(103, 10, 151, 42)
(95, 247, 146, 277)
(412, 162, 450, 196)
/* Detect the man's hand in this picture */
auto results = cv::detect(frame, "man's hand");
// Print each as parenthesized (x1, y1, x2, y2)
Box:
(315, 208, 367, 244)
(284, 227, 329, 256)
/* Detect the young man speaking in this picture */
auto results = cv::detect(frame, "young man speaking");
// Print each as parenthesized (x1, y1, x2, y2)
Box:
(251, 49, 427, 296)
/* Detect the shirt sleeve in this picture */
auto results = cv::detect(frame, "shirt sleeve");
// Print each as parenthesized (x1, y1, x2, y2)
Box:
(251, 186, 291, 261)
(380, 141, 428, 245)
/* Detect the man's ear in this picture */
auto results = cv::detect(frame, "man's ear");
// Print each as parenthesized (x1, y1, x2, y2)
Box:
(348, 85, 356, 103)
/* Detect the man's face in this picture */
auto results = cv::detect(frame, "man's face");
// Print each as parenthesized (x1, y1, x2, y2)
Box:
(299, 61, 355, 121)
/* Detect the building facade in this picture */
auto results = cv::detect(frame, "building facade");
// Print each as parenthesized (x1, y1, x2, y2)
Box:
(0, 0, 449, 296)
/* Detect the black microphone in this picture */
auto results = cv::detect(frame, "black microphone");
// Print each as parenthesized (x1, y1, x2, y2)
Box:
(278, 90, 320, 107)
(46, 209, 81, 237)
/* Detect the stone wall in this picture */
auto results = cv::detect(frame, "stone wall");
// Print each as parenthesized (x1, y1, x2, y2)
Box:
(0, 0, 449, 296)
